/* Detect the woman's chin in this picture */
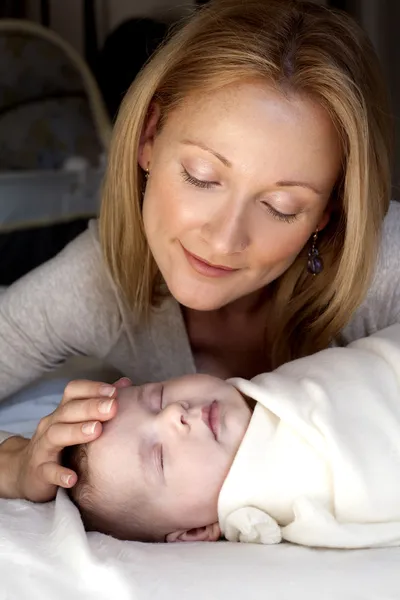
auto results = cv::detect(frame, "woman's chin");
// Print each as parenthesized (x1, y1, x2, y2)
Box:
(177, 296, 226, 312)
(171, 285, 230, 312)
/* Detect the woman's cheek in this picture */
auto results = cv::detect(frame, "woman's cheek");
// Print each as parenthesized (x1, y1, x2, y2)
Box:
(252, 221, 312, 265)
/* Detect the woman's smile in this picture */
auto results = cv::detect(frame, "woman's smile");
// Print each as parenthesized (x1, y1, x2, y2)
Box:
(181, 245, 240, 279)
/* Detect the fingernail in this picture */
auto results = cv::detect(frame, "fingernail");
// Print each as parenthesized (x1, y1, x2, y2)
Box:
(99, 398, 114, 414)
(61, 474, 72, 486)
(99, 385, 116, 398)
(82, 421, 98, 435)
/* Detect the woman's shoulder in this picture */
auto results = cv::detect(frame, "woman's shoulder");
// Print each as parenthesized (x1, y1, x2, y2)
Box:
(4, 220, 124, 341)
(376, 200, 400, 272)
(339, 201, 400, 343)
(59, 219, 102, 268)
(48, 219, 124, 319)
(50, 220, 114, 294)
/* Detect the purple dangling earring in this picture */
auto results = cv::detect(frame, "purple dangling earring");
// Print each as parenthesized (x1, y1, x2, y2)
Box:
(307, 229, 324, 275)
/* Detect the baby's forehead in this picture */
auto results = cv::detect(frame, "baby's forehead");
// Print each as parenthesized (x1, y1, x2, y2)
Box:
(87, 426, 144, 500)
(86, 397, 139, 469)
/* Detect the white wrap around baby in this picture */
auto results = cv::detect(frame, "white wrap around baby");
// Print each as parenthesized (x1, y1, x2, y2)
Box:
(218, 324, 400, 548)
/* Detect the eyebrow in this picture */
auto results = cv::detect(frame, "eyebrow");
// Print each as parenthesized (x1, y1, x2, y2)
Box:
(181, 139, 324, 195)
(275, 179, 324, 196)
(181, 139, 232, 168)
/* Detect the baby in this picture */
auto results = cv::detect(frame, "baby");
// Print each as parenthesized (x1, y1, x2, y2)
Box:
(64, 324, 400, 548)
(64, 373, 252, 543)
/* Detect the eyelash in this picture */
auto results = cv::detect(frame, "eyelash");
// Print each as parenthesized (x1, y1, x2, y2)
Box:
(262, 203, 299, 224)
(160, 385, 164, 410)
(159, 446, 164, 471)
(181, 168, 216, 189)
(181, 167, 299, 224)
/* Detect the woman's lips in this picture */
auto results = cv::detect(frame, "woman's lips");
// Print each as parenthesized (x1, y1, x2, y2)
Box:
(181, 245, 240, 278)
(202, 401, 220, 440)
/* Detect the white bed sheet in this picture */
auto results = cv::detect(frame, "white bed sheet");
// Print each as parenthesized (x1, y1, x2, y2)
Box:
(1, 378, 400, 599)
(1, 488, 400, 600)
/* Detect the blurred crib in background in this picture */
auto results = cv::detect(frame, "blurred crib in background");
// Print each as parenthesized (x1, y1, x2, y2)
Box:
(0, 19, 111, 285)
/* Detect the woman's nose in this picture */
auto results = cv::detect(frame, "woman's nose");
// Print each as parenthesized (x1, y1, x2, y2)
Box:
(201, 198, 250, 255)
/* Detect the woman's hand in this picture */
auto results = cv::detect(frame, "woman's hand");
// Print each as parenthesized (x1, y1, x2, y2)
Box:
(0, 377, 131, 502)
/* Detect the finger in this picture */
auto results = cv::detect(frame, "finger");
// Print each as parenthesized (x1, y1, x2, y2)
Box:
(40, 461, 77, 488)
(41, 420, 102, 455)
(114, 377, 132, 389)
(61, 380, 116, 405)
(52, 396, 117, 425)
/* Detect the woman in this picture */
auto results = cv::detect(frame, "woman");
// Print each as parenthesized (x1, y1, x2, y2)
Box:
(0, 0, 397, 500)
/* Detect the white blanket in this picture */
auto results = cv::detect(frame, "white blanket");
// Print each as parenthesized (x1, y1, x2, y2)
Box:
(1, 488, 400, 600)
(219, 325, 400, 548)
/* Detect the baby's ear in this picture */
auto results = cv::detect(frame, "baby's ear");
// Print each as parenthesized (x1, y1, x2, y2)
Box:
(166, 523, 221, 543)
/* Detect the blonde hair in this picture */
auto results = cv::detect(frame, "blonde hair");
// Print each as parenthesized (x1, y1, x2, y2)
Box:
(100, 0, 391, 368)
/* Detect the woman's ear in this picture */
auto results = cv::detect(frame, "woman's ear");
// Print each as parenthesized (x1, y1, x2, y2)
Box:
(165, 522, 221, 543)
(138, 103, 161, 171)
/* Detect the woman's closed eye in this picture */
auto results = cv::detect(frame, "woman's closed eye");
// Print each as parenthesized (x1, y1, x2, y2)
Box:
(261, 201, 299, 224)
(181, 167, 219, 189)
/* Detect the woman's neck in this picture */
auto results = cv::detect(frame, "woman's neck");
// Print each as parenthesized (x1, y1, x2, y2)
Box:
(214, 287, 269, 318)
(181, 288, 272, 380)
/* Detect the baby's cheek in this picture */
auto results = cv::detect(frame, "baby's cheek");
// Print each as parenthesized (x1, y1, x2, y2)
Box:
(204, 455, 230, 497)
(182, 477, 219, 524)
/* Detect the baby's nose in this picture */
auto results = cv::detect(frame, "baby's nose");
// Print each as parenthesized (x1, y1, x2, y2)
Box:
(160, 403, 189, 431)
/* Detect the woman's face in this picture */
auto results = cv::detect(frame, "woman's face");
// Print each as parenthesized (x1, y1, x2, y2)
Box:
(139, 81, 341, 311)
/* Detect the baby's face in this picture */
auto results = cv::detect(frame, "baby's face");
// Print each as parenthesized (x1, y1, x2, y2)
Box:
(88, 374, 251, 538)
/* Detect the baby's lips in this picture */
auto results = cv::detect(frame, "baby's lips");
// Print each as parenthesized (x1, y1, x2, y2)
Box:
(202, 401, 220, 440)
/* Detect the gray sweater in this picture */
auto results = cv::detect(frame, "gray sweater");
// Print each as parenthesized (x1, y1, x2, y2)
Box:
(1, 202, 400, 402)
